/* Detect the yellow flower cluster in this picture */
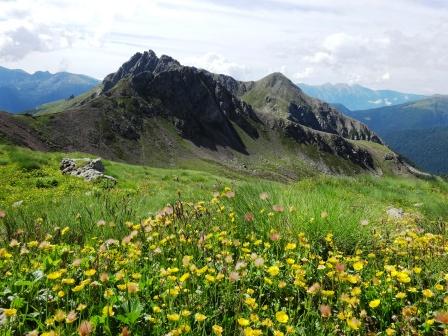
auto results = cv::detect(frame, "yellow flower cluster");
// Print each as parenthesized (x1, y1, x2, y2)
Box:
(0, 189, 447, 335)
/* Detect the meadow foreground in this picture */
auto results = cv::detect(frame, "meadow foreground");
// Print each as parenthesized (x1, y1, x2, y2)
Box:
(0, 147, 448, 335)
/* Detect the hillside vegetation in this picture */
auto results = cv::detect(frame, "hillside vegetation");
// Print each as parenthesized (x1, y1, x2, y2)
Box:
(0, 145, 448, 335)
(384, 127, 448, 175)
(345, 96, 448, 174)
(347, 96, 448, 134)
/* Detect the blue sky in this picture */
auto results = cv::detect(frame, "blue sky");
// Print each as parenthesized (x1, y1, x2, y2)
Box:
(0, 0, 447, 94)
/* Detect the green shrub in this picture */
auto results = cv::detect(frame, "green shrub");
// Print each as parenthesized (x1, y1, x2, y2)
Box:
(35, 178, 59, 189)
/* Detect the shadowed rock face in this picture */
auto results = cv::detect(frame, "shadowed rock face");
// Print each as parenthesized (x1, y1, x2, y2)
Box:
(130, 67, 260, 152)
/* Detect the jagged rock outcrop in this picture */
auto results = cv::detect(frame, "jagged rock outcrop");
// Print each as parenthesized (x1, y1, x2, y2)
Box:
(102, 51, 181, 92)
(60, 158, 116, 182)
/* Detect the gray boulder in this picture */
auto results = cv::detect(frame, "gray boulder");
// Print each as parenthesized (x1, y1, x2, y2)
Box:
(60, 158, 116, 183)
(386, 207, 404, 220)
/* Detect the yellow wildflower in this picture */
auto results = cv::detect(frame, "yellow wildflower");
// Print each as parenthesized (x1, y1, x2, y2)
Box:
(47, 271, 62, 280)
(61, 278, 75, 285)
(385, 328, 395, 335)
(212, 325, 223, 335)
(396, 292, 406, 299)
(369, 299, 380, 308)
(422, 289, 434, 298)
(275, 311, 289, 323)
(167, 313, 180, 321)
(267, 265, 280, 277)
(72, 284, 85, 292)
(353, 261, 363, 271)
(3, 308, 17, 317)
(244, 297, 258, 309)
(102, 305, 114, 317)
(194, 313, 207, 322)
(54, 310, 66, 322)
(179, 273, 190, 282)
(238, 318, 250, 326)
(181, 310, 191, 317)
(285, 243, 296, 250)
(347, 317, 361, 330)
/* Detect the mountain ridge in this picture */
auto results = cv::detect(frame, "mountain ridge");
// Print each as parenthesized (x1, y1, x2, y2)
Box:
(0, 50, 422, 179)
(0, 66, 99, 113)
(345, 96, 448, 174)
(298, 82, 427, 110)
(346, 95, 448, 132)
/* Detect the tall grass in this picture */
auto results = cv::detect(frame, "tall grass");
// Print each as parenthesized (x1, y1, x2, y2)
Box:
(229, 176, 448, 251)
(0, 144, 447, 250)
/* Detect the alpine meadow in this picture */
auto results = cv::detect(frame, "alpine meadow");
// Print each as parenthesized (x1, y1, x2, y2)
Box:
(0, 1, 448, 335)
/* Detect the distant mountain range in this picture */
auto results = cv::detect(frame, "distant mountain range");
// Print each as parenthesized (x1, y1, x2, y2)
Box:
(0, 50, 420, 179)
(298, 83, 426, 111)
(0, 66, 99, 113)
(343, 96, 448, 174)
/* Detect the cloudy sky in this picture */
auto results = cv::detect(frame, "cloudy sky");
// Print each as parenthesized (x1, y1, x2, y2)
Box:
(1, 0, 447, 94)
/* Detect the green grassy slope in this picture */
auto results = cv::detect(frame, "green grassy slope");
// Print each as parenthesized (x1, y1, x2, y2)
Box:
(1, 144, 448, 335)
(1, 144, 446, 246)
(33, 88, 100, 116)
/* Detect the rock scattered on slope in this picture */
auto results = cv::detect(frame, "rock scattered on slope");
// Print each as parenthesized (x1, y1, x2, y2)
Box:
(60, 158, 116, 183)
(386, 207, 404, 220)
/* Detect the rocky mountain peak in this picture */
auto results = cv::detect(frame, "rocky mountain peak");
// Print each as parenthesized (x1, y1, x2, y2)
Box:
(102, 50, 181, 91)
(241, 72, 382, 144)
(254, 72, 298, 92)
(262, 72, 292, 83)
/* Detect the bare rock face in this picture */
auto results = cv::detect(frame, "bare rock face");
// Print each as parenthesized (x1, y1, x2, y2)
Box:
(60, 158, 116, 183)
(130, 66, 260, 153)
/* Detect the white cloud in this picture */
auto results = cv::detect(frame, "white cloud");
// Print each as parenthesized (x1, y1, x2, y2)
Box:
(0, 24, 78, 60)
(186, 52, 249, 79)
(0, 0, 447, 93)
(381, 72, 390, 80)
(294, 67, 314, 80)
(323, 33, 355, 51)
(368, 99, 383, 105)
(304, 52, 333, 65)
